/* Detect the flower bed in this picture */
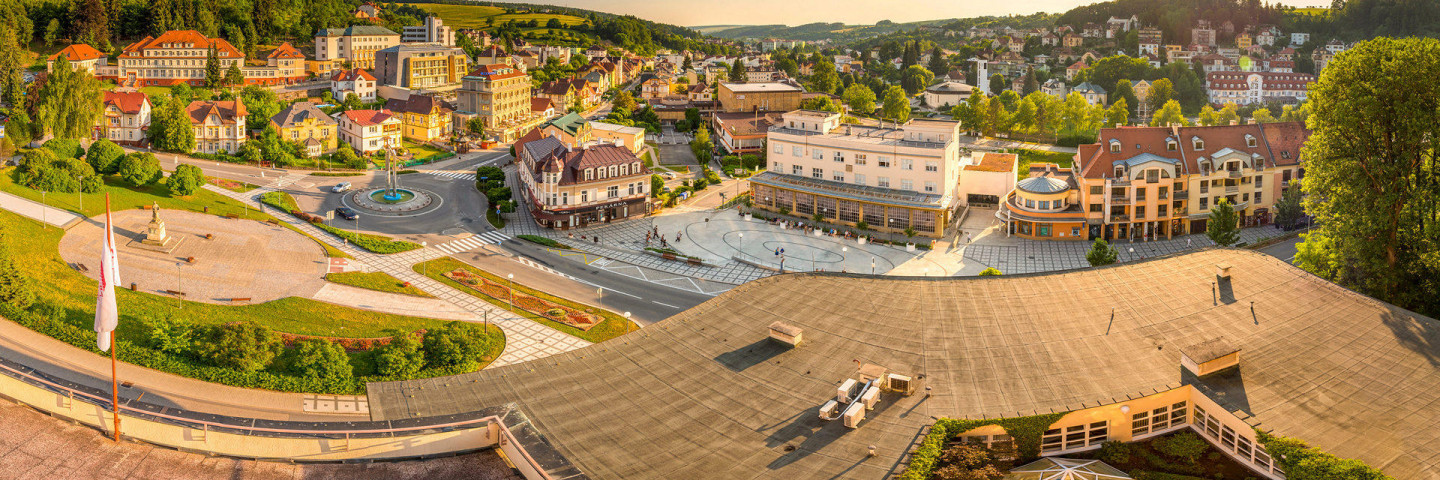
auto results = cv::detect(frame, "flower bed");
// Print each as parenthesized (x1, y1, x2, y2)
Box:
(445, 269, 599, 330)
(277, 330, 425, 352)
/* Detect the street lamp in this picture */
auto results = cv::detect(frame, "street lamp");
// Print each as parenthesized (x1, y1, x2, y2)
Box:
(76, 175, 84, 212)
(175, 262, 183, 310)
(871, 256, 876, 275)
(738, 232, 743, 259)
(507, 273, 515, 313)
(40, 190, 46, 229)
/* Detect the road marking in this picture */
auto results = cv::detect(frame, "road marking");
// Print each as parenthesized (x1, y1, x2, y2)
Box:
(432, 231, 511, 254)
(428, 171, 477, 181)
(651, 301, 680, 309)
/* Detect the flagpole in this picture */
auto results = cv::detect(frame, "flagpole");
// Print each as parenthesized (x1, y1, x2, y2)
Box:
(105, 193, 120, 442)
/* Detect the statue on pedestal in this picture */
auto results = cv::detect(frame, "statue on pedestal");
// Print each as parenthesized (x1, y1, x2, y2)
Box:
(142, 202, 171, 246)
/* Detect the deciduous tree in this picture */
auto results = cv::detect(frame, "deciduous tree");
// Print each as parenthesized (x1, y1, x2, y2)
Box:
(195, 321, 282, 372)
(842, 83, 876, 115)
(1086, 238, 1118, 266)
(168, 164, 204, 196)
(881, 86, 910, 123)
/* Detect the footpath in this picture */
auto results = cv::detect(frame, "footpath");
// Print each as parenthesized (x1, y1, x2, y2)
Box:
(0, 191, 82, 228)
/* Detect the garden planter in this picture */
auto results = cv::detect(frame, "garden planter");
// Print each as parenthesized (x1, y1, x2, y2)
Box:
(662, 253, 677, 260)
(744, 213, 753, 221)
(686, 257, 702, 266)
(905, 243, 916, 252)
(858, 237, 867, 245)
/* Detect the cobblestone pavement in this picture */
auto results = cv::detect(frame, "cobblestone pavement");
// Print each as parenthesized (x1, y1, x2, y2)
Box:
(204, 184, 590, 367)
(0, 400, 517, 480)
(962, 224, 1298, 275)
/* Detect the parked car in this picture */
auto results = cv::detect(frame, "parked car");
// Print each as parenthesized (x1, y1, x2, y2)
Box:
(334, 207, 359, 221)
(331, 182, 352, 193)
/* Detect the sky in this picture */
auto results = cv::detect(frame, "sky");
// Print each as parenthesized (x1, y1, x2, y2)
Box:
(515, 0, 1331, 27)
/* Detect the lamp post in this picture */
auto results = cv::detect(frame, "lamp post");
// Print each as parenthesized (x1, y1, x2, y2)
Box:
(76, 175, 84, 212)
(871, 257, 876, 275)
(507, 273, 515, 313)
(738, 232, 743, 259)
(40, 190, 46, 229)
(175, 262, 183, 310)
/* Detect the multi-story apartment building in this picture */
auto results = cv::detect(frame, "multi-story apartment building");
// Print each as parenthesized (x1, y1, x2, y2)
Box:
(717, 82, 802, 113)
(330, 69, 377, 102)
(373, 44, 468, 89)
(750, 110, 966, 238)
(1137, 27, 1164, 56)
(998, 123, 1308, 241)
(312, 25, 400, 73)
(1205, 71, 1314, 105)
(97, 91, 151, 146)
(384, 95, 451, 142)
(270, 102, 338, 157)
(457, 63, 540, 143)
(1192, 20, 1217, 46)
(402, 16, 455, 46)
(91, 31, 304, 87)
(185, 99, 247, 154)
(336, 109, 402, 154)
(517, 135, 651, 229)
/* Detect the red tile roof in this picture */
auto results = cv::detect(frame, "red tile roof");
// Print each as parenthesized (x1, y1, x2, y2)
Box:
(531, 97, 556, 112)
(1206, 71, 1315, 92)
(103, 91, 149, 115)
(48, 44, 105, 62)
(185, 99, 247, 125)
(1077, 122, 1310, 179)
(466, 63, 527, 81)
(121, 30, 243, 59)
(265, 42, 305, 60)
(339, 109, 396, 126)
(331, 69, 376, 82)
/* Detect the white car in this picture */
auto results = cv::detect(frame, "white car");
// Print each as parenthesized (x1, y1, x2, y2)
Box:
(331, 182, 352, 193)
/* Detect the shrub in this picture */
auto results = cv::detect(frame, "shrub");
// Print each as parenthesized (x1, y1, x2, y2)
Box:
(423, 321, 492, 367)
(518, 234, 567, 249)
(118, 152, 163, 187)
(1087, 238, 1118, 266)
(146, 314, 196, 354)
(168, 164, 204, 196)
(193, 321, 283, 372)
(41, 138, 85, 158)
(933, 443, 1005, 480)
(288, 338, 353, 380)
(17, 149, 97, 193)
(87, 139, 126, 174)
(0, 231, 37, 310)
(978, 267, 1003, 276)
(856, 220, 869, 230)
(374, 330, 425, 376)
(1259, 431, 1389, 480)
(485, 186, 512, 201)
(1157, 432, 1208, 464)
(1098, 440, 1134, 465)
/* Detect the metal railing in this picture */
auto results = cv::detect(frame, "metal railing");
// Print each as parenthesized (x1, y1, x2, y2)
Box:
(1109, 196, 1131, 204)
(1225, 185, 1239, 193)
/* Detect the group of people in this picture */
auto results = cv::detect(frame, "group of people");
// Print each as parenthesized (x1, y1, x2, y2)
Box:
(644, 226, 682, 247)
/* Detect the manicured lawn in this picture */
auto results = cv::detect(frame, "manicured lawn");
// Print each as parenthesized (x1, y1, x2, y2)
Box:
(414, 257, 640, 343)
(325, 271, 433, 297)
(402, 140, 444, 159)
(1013, 148, 1076, 179)
(205, 176, 258, 193)
(139, 86, 217, 102)
(1, 168, 268, 221)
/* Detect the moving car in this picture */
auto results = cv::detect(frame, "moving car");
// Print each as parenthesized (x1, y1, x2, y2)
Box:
(331, 182, 352, 193)
(334, 207, 359, 221)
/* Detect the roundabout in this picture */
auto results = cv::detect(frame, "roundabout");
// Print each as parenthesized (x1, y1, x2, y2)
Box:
(345, 186, 444, 216)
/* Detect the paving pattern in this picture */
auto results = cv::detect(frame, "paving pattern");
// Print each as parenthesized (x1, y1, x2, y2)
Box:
(431, 230, 511, 255)
(962, 224, 1297, 274)
(203, 184, 589, 366)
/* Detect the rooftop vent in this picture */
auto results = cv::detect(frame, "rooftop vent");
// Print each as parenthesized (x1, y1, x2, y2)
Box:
(1216, 263, 1232, 279)
(1181, 336, 1242, 376)
(768, 321, 802, 346)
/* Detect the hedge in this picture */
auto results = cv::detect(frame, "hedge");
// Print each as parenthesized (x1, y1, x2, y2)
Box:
(518, 234, 567, 249)
(900, 413, 1068, 480)
(309, 171, 366, 177)
(0, 302, 487, 394)
(259, 191, 422, 254)
(1258, 431, 1392, 480)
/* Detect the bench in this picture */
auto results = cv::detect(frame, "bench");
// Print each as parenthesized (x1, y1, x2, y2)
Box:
(226, 214, 240, 220)
(227, 298, 252, 304)
(164, 290, 186, 297)
(73, 263, 89, 273)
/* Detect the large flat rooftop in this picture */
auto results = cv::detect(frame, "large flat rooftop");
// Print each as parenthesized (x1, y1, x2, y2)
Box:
(368, 249, 1440, 480)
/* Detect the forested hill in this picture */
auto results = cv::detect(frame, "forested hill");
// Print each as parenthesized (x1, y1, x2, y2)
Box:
(701, 13, 1057, 42)
(1056, 0, 1440, 43)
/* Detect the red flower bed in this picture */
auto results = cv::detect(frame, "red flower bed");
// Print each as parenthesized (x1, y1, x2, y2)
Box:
(445, 269, 600, 330)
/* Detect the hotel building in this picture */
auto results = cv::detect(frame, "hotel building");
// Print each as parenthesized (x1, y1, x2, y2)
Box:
(517, 136, 651, 229)
(373, 44, 468, 90)
(313, 25, 400, 73)
(97, 91, 151, 146)
(750, 110, 965, 237)
(94, 31, 305, 87)
(457, 63, 543, 143)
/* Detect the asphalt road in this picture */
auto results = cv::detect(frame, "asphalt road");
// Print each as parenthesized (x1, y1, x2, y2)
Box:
(1257, 235, 1303, 263)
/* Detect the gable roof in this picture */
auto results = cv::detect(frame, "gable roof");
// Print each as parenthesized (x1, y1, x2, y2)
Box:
(545, 112, 588, 137)
(1078, 122, 1310, 179)
(265, 42, 305, 60)
(48, 44, 105, 62)
(103, 91, 149, 115)
(530, 97, 556, 113)
(121, 30, 243, 59)
(331, 69, 376, 82)
(338, 109, 396, 127)
(185, 99, 247, 125)
(271, 102, 337, 128)
(384, 95, 448, 116)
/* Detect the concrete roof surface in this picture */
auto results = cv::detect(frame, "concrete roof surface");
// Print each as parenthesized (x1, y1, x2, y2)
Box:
(368, 249, 1440, 480)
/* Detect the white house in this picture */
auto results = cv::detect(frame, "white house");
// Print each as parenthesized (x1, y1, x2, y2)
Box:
(331, 69, 378, 103)
(99, 91, 151, 146)
(336, 109, 402, 153)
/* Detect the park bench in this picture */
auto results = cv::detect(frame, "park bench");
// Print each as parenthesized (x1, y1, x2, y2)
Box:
(164, 290, 185, 297)
(73, 263, 89, 273)
(227, 298, 252, 304)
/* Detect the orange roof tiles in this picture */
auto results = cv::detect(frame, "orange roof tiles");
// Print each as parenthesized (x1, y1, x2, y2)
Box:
(48, 44, 105, 62)
(1078, 122, 1310, 179)
(339, 109, 396, 126)
(103, 91, 149, 115)
(185, 99, 247, 125)
(121, 30, 243, 59)
(265, 42, 304, 60)
(332, 69, 376, 82)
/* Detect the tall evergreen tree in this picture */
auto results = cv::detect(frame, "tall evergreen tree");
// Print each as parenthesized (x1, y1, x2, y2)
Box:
(1206, 199, 1241, 246)
(926, 47, 948, 76)
(205, 47, 223, 87)
(728, 58, 745, 83)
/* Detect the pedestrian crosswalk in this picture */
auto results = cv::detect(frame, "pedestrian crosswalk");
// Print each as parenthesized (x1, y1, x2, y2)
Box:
(431, 231, 511, 254)
(428, 171, 477, 181)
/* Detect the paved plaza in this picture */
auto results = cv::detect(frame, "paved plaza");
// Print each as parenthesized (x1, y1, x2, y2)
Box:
(58, 210, 329, 303)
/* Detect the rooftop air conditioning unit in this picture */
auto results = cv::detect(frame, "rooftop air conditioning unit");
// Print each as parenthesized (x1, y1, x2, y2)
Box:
(836, 378, 858, 403)
(818, 399, 839, 420)
(886, 373, 914, 395)
(841, 401, 866, 428)
(860, 384, 880, 410)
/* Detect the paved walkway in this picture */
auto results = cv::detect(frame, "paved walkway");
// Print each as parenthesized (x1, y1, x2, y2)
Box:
(203, 184, 590, 367)
(0, 191, 82, 228)
(311, 283, 478, 321)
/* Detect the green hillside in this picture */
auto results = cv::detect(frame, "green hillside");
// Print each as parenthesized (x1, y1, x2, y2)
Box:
(418, 3, 587, 30)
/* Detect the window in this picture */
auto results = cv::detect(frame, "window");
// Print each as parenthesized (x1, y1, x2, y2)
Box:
(1038, 200, 1050, 209)
(925, 161, 939, 172)
(607, 186, 619, 198)
(793, 146, 803, 156)
(812, 167, 824, 179)
(833, 172, 844, 181)
(1038, 224, 1051, 236)
(792, 165, 803, 175)
(773, 143, 783, 154)
(813, 149, 823, 159)
(1025, 199, 1035, 208)
(877, 177, 890, 188)
(854, 174, 865, 186)
(1255, 175, 1263, 187)
(1089, 186, 1102, 195)
(1255, 191, 1263, 203)
(1166, 139, 1178, 151)
(833, 151, 844, 162)
(1090, 204, 1102, 212)
(1158, 204, 1168, 217)
(1200, 197, 1208, 209)
(1193, 138, 1205, 150)
(1042, 421, 1108, 453)
(1246, 135, 1257, 147)
(561, 192, 569, 205)
(901, 158, 914, 170)
(1109, 140, 1121, 153)
(1132, 401, 1188, 437)
(628, 183, 635, 196)
(924, 181, 936, 192)
(878, 156, 891, 167)
(855, 154, 867, 165)
(1135, 187, 1146, 200)
(1135, 206, 1146, 218)
(1199, 182, 1209, 194)
(772, 162, 783, 172)
(901, 179, 913, 191)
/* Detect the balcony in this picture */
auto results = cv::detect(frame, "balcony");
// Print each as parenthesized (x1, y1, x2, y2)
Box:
(1173, 190, 1189, 199)
(1174, 207, 1188, 216)
(1227, 170, 1243, 178)
(1108, 196, 1131, 204)
(1225, 185, 1239, 193)
(1109, 178, 1132, 186)
(1109, 214, 1131, 223)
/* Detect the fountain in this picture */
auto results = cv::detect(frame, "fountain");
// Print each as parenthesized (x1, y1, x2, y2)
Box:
(345, 141, 441, 216)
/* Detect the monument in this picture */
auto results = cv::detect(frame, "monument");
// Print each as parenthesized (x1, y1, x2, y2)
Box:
(131, 202, 182, 252)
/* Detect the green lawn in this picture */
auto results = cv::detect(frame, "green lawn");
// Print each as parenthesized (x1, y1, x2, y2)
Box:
(325, 271, 433, 297)
(415, 258, 640, 343)
(1, 167, 269, 221)
(1012, 149, 1076, 179)
(402, 140, 444, 159)
(205, 176, 258, 193)
(420, 4, 586, 30)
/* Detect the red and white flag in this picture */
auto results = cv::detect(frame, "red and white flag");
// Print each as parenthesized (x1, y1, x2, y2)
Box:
(94, 199, 121, 352)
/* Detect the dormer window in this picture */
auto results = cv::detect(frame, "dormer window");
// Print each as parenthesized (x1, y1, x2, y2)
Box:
(1245, 134, 1257, 148)
(1109, 140, 1121, 153)
(1192, 137, 1205, 150)
(1166, 138, 1177, 151)
(1114, 166, 1124, 177)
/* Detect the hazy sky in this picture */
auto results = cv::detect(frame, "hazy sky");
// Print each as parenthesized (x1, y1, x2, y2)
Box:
(519, 0, 1331, 26)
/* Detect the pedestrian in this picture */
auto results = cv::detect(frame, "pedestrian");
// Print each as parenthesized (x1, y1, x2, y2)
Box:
(1186, 238, 1192, 248)
(594, 235, 599, 243)
(965, 232, 972, 244)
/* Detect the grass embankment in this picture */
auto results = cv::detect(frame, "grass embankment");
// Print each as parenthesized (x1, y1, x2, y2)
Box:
(0, 169, 269, 221)
(402, 140, 444, 159)
(1013, 148, 1076, 179)
(260, 191, 422, 254)
(325, 271, 433, 297)
(414, 257, 639, 343)
(419, 4, 585, 30)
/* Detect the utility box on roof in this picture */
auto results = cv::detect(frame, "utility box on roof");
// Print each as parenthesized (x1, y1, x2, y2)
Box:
(769, 321, 802, 346)
(1182, 337, 1242, 377)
